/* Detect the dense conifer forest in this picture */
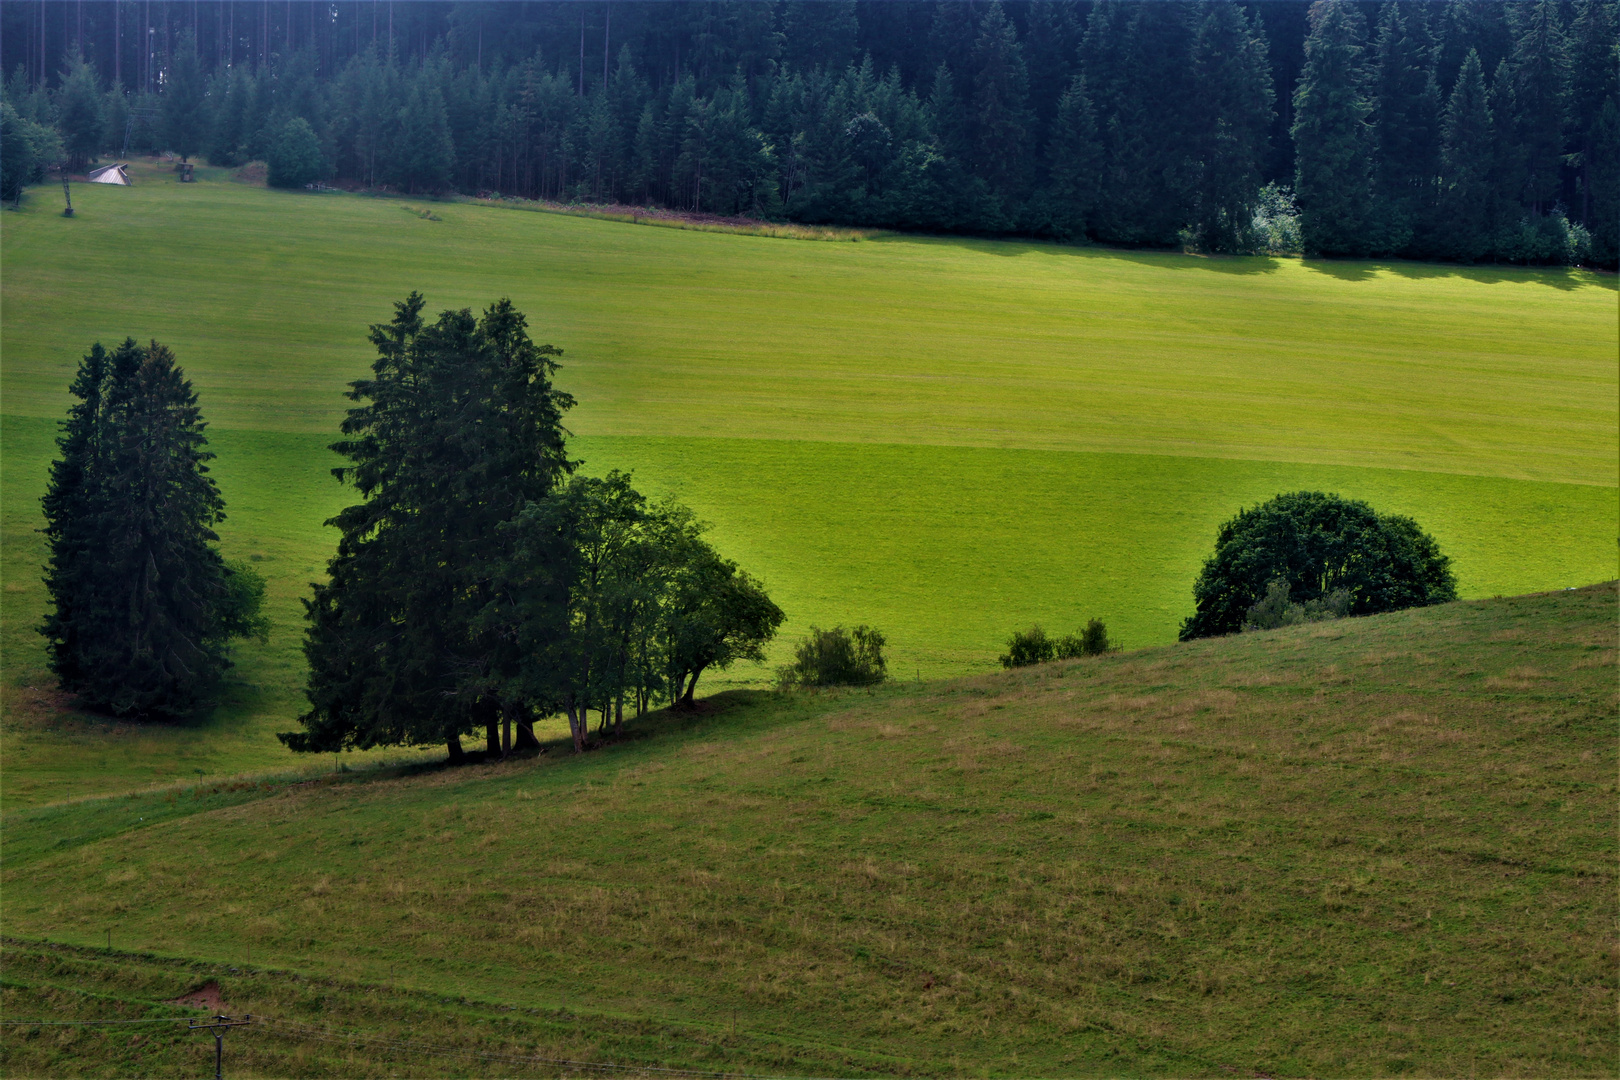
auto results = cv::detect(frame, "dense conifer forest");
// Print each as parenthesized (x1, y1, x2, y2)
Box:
(3, 1, 1616, 263)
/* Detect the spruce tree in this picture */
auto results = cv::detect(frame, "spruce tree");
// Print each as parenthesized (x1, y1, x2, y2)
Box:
(1369, 2, 1442, 256)
(969, 1, 1032, 197)
(1293, 0, 1373, 257)
(1189, 2, 1274, 253)
(1506, 0, 1569, 217)
(1439, 49, 1495, 260)
(395, 73, 454, 194)
(1083, 1, 1197, 247)
(1042, 73, 1100, 238)
(160, 30, 208, 162)
(54, 51, 105, 171)
(40, 340, 256, 718)
(287, 295, 574, 760)
(1022, 0, 1081, 166)
(1567, 0, 1619, 243)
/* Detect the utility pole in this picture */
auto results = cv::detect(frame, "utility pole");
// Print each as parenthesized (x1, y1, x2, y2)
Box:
(189, 1014, 251, 1080)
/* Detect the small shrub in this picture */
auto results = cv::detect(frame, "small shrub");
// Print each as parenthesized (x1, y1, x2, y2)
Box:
(779, 625, 887, 687)
(1000, 625, 1054, 668)
(1249, 182, 1302, 255)
(1242, 579, 1351, 632)
(1054, 618, 1115, 659)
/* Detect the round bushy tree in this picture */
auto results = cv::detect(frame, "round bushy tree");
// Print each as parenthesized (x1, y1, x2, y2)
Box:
(267, 117, 327, 189)
(1180, 491, 1456, 640)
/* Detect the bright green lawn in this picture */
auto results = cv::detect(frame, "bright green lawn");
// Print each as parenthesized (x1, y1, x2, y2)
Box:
(2, 162, 1615, 803)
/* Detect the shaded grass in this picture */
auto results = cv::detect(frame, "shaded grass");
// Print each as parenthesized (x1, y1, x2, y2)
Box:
(3, 586, 1614, 1076)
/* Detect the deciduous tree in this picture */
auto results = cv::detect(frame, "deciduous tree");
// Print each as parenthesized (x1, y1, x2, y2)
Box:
(1180, 491, 1456, 640)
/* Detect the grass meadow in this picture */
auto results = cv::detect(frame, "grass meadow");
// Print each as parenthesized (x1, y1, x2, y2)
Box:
(3, 585, 1614, 1076)
(1, 159, 1614, 802)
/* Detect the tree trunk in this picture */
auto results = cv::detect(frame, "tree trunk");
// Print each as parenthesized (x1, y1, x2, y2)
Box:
(502, 710, 512, 755)
(567, 703, 586, 753)
(614, 689, 623, 737)
(447, 733, 465, 764)
(680, 665, 705, 707)
(486, 717, 501, 757)
(512, 704, 540, 751)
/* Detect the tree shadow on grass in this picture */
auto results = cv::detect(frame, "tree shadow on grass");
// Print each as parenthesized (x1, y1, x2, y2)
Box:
(1296, 256, 1613, 291)
(866, 231, 1616, 290)
(866, 232, 1284, 275)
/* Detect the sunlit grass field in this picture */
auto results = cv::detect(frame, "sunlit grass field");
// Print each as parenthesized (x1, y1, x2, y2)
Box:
(3, 586, 1614, 1076)
(1, 160, 1616, 804)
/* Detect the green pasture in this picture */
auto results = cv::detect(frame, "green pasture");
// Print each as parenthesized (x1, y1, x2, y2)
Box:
(4, 586, 1615, 1076)
(1, 161, 1616, 803)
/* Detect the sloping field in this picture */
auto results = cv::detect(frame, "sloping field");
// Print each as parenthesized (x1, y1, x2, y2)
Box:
(3, 586, 1615, 1076)
(1, 161, 1616, 802)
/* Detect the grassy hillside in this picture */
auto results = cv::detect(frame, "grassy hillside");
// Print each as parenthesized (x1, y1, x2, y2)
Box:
(3, 585, 1615, 1077)
(1, 161, 1615, 803)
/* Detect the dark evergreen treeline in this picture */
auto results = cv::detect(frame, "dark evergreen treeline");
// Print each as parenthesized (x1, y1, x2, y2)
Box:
(287, 295, 783, 760)
(3, 1, 1615, 265)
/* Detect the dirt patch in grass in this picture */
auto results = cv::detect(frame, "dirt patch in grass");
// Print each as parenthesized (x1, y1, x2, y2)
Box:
(166, 980, 227, 1012)
(230, 162, 267, 186)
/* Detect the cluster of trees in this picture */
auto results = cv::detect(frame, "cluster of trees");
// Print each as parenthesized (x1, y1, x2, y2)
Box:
(40, 339, 268, 718)
(4, 1, 1613, 265)
(286, 294, 782, 760)
(1179, 490, 1457, 641)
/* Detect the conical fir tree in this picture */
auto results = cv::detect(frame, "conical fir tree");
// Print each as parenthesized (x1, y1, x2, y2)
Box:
(1369, 1, 1441, 256)
(1293, 0, 1373, 256)
(1189, 1, 1274, 253)
(40, 339, 244, 717)
(1438, 49, 1494, 261)
(1506, 0, 1569, 217)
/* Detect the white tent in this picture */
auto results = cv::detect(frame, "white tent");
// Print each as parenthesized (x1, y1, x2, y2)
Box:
(87, 164, 131, 185)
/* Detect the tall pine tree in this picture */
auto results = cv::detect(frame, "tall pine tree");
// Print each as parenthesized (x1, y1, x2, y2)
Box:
(1438, 49, 1495, 260)
(287, 295, 574, 761)
(1189, 2, 1274, 253)
(1566, 0, 1619, 266)
(1506, 0, 1569, 217)
(1293, 0, 1373, 256)
(969, 1, 1032, 198)
(1369, 2, 1442, 255)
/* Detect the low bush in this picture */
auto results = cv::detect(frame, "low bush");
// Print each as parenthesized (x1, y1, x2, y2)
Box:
(1056, 618, 1115, 658)
(779, 624, 887, 688)
(1004, 619, 1114, 667)
(1000, 625, 1054, 668)
(1242, 579, 1350, 632)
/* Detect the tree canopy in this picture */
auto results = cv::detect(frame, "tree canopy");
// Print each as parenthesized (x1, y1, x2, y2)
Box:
(1180, 491, 1457, 641)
